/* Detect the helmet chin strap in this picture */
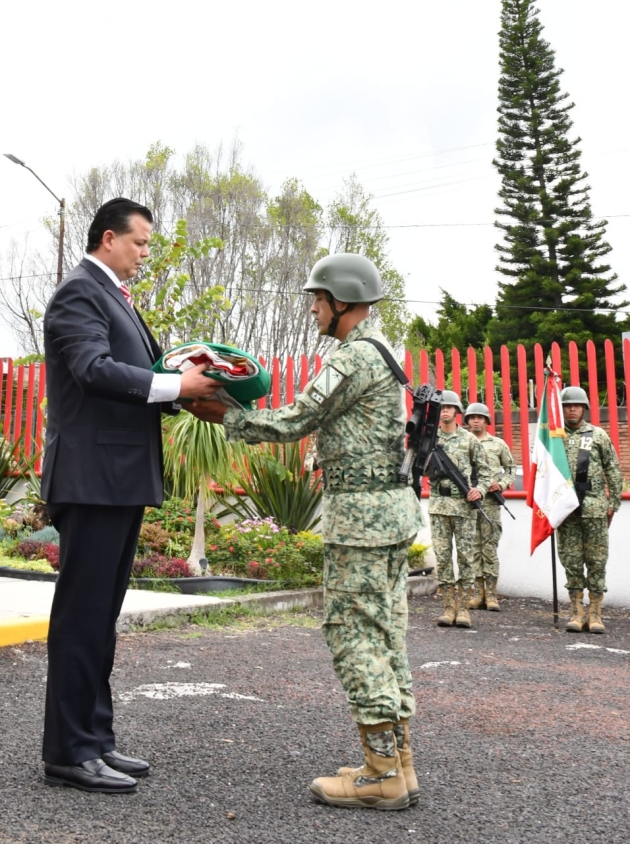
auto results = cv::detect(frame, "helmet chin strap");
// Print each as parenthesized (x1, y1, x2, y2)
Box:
(324, 293, 355, 337)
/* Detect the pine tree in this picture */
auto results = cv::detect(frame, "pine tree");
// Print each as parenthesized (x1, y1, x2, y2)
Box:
(488, 0, 628, 367)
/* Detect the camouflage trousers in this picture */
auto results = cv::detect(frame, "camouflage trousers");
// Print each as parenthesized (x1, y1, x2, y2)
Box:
(556, 513, 609, 593)
(472, 507, 502, 579)
(322, 538, 416, 725)
(430, 514, 477, 590)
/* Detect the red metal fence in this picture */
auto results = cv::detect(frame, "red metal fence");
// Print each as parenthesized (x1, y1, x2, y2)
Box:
(2, 338, 630, 493)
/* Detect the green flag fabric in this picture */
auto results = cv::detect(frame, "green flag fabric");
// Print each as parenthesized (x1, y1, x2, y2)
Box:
(153, 342, 271, 410)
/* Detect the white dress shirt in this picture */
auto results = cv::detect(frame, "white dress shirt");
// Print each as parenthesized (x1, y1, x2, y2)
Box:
(84, 254, 180, 404)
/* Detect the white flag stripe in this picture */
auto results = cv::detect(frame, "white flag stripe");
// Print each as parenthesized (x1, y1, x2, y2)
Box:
(531, 447, 578, 528)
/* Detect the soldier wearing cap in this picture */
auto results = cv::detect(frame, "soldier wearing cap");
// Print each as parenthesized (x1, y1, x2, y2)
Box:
(558, 386, 622, 634)
(190, 253, 424, 811)
(464, 402, 516, 612)
(428, 391, 492, 628)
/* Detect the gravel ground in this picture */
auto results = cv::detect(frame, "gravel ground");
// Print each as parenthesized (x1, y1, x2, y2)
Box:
(1, 593, 629, 844)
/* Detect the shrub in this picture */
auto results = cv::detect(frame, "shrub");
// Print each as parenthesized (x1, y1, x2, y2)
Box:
(408, 542, 431, 567)
(14, 539, 47, 560)
(12, 538, 60, 568)
(132, 554, 194, 579)
(205, 518, 324, 586)
(142, 498, 197, 536)
(29, 526, 60, 544)
(43, 543, 60, 570)
(137, 522, 171, 555)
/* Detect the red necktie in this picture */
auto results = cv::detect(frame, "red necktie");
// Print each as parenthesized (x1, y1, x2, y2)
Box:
(119, 284, 134, 309)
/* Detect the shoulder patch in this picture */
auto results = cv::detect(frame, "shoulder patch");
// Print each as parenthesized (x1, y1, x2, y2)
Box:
(308, 365, 346, 405)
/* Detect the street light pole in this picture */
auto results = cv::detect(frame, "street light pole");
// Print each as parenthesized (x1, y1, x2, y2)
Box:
(3, 153, 66, 286)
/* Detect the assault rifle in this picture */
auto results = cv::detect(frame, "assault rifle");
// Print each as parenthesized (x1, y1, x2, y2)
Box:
(487, 487, 516, 520)
(398, 383, 491, 523)
(397, 384, 442, 496)
(427, 444, 491, 524)
(471, 468, 516, 520)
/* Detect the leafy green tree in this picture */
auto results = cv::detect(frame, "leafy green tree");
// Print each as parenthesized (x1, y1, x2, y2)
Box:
(405, 290, 493, 361)
(133, 218, 226, 351)
(489, 0, 628, 368)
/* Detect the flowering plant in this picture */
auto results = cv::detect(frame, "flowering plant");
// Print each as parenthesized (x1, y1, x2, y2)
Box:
(205, 518, 324, 585)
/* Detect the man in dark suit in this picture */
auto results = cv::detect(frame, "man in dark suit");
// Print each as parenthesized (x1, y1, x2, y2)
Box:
(41, 197, 219, 793)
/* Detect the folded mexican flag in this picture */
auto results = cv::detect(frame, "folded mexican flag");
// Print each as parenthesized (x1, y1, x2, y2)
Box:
(153, 342, 271, 410)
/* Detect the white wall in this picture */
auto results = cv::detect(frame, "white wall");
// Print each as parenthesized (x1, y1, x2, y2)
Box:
(417, 499, 630, 608)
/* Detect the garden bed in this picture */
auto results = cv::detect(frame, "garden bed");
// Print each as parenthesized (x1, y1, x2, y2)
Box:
(0, 566, 277, 594)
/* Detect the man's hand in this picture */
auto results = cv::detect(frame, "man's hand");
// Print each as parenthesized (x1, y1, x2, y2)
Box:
(178, 364, 222, 400)
(607, 508, 615, 528)
(467, 488, 482, 502)
(186, 400, 228, 424)
(488, 481, 502, 493)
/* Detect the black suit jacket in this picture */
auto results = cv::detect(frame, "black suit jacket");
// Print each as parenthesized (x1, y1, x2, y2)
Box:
(42, 258, 174, 507)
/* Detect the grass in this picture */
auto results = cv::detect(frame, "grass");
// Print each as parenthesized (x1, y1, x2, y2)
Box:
(134, 603, 322, 634)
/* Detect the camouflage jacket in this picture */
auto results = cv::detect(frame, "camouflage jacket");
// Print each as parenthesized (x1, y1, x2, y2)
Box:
(427, 425, 492, 518)
(563, 421, 623, 517)
(476, 433, 516, 511)
(223, 318, 424, 546)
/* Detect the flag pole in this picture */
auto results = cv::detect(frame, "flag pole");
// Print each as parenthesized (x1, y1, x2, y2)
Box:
(550, 532, 559, 629)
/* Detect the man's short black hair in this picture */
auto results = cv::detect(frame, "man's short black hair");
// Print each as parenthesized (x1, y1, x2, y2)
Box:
(86, 197, 153, 253)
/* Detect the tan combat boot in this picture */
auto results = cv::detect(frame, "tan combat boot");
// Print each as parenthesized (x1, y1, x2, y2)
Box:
(485, 576, 500, 612)
(437, 585, 456, 627)
(455, 584, 472, 628)
(587, 592, 605, 634)
(467, 578, 486, 610)
(310, 723, 409, 810)
(566, 590, 587, 632)
(337, 718, 419, 805)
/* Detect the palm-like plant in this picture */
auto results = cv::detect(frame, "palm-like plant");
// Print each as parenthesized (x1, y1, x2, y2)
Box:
(162, 411, 246, 573)
(215, 440, 322, 533)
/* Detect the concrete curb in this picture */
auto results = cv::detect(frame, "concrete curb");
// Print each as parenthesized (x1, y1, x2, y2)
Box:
(0, 616, 49, 647)
(1, 575, 439, 643)
(119, 575, 439, 633)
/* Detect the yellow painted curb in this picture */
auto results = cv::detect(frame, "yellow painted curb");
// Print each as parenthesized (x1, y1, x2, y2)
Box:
(0, 616, 49, 647)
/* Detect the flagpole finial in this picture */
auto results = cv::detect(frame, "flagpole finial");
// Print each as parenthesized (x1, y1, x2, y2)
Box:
(545, 355, 552, 367)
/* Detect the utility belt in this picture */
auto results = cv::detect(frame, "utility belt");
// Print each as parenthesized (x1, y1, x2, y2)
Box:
(431, 485, 464, 498)
(323, 466, 403, 494)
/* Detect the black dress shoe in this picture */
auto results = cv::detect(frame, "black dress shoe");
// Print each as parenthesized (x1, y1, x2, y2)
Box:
(102, 750, 150, 778)
(44, 758, 137, 793)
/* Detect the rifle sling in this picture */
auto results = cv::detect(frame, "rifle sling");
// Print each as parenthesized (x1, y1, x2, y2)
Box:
(574, 431, 594, 503)
(354, 338, 409, 385)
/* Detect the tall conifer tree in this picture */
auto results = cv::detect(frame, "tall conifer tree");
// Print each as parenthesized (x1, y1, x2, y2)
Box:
(489, 0, 628, 361)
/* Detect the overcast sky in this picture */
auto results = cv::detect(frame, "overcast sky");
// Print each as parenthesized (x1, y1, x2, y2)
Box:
(1, 0, 629, 357)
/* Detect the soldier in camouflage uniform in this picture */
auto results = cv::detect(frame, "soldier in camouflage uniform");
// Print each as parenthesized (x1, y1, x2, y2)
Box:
(191, 254, 424, 811)
(428, 391, 491, 629)
(464, 402, 516, 612)
(557, 386, 622, 634)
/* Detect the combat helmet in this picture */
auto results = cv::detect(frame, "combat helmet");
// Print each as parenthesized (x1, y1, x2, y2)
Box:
(560, 386, 590, 408)
(464, 402, 492, 424)
(303, 253, 383, 303)
(441, 390, 464, 414)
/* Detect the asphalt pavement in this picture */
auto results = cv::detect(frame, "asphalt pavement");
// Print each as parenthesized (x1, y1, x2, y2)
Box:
(1, 592, 629, 844)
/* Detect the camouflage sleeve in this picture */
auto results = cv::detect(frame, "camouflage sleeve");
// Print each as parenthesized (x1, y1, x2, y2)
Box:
(471, 438, 492, 496)
(223, 398, 320, 444)
(599, 432, 623, 511)
(223, 351, 373, 444)
(499, 441, 517, 490)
